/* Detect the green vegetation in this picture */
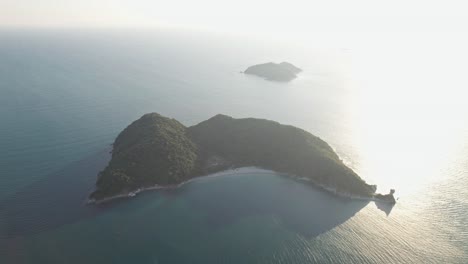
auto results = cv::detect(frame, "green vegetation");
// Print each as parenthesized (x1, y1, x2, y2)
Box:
(244, 62, 302, 82)
(188, 114, 374, 196)
(90, 113, 376, 201)
(90, 113, 197, 200)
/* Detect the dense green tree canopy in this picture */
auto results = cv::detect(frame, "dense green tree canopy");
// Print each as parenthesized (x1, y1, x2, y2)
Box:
(90, 113, 375, 200)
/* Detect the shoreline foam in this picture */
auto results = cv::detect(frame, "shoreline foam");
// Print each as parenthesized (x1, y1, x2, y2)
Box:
(87, 167, 395, 205)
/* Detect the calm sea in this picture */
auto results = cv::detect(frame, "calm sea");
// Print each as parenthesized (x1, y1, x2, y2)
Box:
(0, 29, 467, 263)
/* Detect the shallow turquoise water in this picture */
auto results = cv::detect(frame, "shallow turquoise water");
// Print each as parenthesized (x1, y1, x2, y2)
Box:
(0, 29, 467, 263)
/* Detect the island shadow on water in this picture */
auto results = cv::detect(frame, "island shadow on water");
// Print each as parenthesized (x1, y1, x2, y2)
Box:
(375, 200, 395, 216)
(98, 169, 373, 239)
(171, 170, 371, 238)
(1, 154, 373, 241)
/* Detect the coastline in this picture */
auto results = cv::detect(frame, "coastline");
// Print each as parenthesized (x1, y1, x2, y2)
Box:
(87, 184, 167, 205)
(288, 175, 395, 203)
(87, 167, 395, 205)
(87, 168, 249, 205)
(284, 174, 375, 201)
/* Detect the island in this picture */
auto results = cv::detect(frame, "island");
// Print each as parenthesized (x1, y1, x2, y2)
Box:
(374, 189, 396, 203)
(89, 113, 395, 204)
(244, 62, 302, 82)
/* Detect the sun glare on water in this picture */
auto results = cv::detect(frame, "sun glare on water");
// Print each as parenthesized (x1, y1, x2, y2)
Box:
(343, 32, 468, 195)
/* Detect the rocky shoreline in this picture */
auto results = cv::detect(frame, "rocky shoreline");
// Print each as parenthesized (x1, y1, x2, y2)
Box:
(287, 174, 396, 204)
(87, 167, 396, 205)
(86, 184, 166, 205)
(87, 168, 242, 205)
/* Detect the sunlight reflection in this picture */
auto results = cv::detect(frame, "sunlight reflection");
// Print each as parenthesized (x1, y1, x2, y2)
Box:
(344, 41, 468, 195)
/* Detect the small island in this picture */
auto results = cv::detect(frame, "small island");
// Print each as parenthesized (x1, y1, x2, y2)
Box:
(89, 113, 395, 204)
(374, 189, 396, 204)
(244, 62, 302, 82)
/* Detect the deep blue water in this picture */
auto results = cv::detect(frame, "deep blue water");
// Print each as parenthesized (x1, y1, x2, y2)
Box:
(0, 29, 467, 263)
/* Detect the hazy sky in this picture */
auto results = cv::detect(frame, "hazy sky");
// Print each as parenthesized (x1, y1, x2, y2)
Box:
(1, 1, 467, 193)
(1, 0, 467, 34)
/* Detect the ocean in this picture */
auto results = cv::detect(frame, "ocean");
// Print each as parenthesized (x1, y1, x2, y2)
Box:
(0, 29, 467, 263)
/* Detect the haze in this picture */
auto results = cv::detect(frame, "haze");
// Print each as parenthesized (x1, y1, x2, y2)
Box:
(1, 0, 467, 34)
(2, 1, 467, 188)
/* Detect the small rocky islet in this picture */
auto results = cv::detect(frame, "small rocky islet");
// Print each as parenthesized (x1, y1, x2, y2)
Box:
(243, 62, 302, 82)
(89, 113, 395, 204)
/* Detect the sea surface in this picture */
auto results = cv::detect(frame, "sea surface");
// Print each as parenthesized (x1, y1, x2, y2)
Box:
(0, 29, 467, 263)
